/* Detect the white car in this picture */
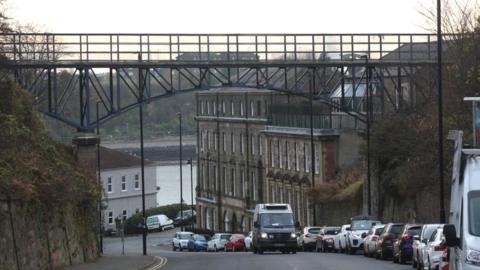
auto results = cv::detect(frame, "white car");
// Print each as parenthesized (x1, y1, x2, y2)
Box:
(207, 233, 232, 252)
(245, 231, 253, 251)
(412, 224, 442, 270)
(334, 224, 350, 253)
(346, 217, 381, 255)
(363, 224, 385, 257)
(297, 227, 321, 251)
(146, 214, 174, 231)
(172, 231, 193, 251)
(425, 228, 445, 270)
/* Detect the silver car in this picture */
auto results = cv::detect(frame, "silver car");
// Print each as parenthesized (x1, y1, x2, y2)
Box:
(412, 224, 442, 270)
(207, 233, 232, 252)
(363, 224, 385, 257)
(172, 231, 193, 251)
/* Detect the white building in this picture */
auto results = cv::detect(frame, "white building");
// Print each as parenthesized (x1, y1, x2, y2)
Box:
(99, 147, 157, 230)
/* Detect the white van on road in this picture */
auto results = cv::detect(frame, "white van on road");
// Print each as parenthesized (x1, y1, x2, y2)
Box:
(444, 123, 480, 270)
(146, 214, 174, 231)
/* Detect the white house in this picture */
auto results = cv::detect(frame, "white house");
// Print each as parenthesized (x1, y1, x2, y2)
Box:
(99, 147, 157, 230)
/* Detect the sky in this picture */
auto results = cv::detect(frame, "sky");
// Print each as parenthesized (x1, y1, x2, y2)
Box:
(7, 0, 444, 33)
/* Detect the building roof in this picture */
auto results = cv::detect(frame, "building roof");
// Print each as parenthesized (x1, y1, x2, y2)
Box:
(99, 146, 154, 170)
(381, 41, 447, 61)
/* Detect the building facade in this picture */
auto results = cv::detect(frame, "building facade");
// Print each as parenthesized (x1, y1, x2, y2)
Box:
(99, 147, 157, 230)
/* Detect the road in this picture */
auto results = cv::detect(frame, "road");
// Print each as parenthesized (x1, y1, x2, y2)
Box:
(103, 230, 412, 270)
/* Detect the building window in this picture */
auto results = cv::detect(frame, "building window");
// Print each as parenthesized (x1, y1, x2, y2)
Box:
(257, 100, 262, 116)
(250, 100, 255, 116)
(230, 101, 235, 115)
(107, 177, 113, 193)
(108, 211, 113, 224)
(295, 142, 300, 171)
(200, 131, 204, 151)
(278, 140, 282, 169)
(223, 167, 227, 195)
(213, 101, 217, 114)
(314, 144, 320, 175)
(213, 165, 217, 191)
(223, 133, 227, 152)
(214, 132, 218, 150)
(206, 131, 210, 149)
(122, 209, 127, 221)
(252, 172, 257, 201)
(259, 135, 263, 156)
(277, 186, 283, 202)
(286, 141, 291, 170)
(134, 174, 139, 189)
(231, 168, 235, 196)
(240, 101, 244, 116)
(207, 101, 211, 115)
(135, 208, 140, 214)
(231, 133, 235, 153)
(240, 170, 245, 198)
(201, 101, 204, 115)
(270, 185, 275, 202)
(251, 135, 255, 155)
(121, 176, 126, 191)
(222, 100, 226, 114)
(304, 143, 310, 173)
(296, 191, 301, 222)
(240, 134, 244, 155)
(269, 139, 274, 168)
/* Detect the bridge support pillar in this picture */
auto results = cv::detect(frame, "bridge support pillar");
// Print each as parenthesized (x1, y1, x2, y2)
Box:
(72, 132, 100, 173)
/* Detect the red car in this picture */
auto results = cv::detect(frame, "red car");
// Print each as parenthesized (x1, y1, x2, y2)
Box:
(224, 234, 246, 252)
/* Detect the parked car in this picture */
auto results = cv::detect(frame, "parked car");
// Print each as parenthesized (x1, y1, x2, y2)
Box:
(172, 231, 194, 251)
(315, 227, 340, 252)
(424, 228, 446, 270)
(443, 128, 480, 270)
(363, 224, 385, 257)
(174, 209, 197, 227)
(375, 223, 404, 259)
(207, 233, 232, 252)
(187, 234, 210, 252)
(334, 224, 350, 253)
(412, 224, 443, 270)
(245, 231, 253, 251)
(346, 216, 381, 255)
(392, 224, 422, 264)
(225, 234, 246, 252)
(298, 226, 322, 251)
(146, 214, 174, 232)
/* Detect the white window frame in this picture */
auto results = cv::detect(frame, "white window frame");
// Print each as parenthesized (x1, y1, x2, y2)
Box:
(278, 140, 283, 169)
(252, 172, 257, 201)
(250, 100, 255, 116)
(259, 135, 263, 156)
(251, 135, 255, 155)
(231, 133, 235, 153)
(295, 142, 300, 171)
(222, 100, 226, 114)
(270, 139, 274, 168)
(214, 132, 218, 150)
(223, 133, 227, 152)
(314, 144, 320, 175)
(201, 101, 204, 115)
(134, 174, 140, 190)
(240, 101, 244, 116)
(223, 167, 228, 195)
(305, 143, 310, 173)
(121, 176, 127, 192)
(207, 101, 211, 115)
(107, 177, 113, 193)
(108, 211, 113, 224)
(230, 101, 235, 115)
(231, 168, 235, 196)
(286, 141, 291, 170)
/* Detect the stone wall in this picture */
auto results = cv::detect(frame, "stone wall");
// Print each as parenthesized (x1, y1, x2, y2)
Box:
(0, 201, 98, 270)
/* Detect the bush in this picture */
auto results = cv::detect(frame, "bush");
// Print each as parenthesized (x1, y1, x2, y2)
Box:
(124, 203, 192, 235)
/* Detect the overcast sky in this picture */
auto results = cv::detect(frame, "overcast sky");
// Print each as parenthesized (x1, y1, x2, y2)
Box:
(7, 0, 446, 33)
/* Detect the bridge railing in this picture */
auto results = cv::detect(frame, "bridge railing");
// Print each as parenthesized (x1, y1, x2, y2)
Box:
(0, 33, 445, 64)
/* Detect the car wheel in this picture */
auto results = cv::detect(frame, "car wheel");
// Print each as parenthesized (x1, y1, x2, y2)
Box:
(253, 246, 257, 254)
(291, 249, 297, 254)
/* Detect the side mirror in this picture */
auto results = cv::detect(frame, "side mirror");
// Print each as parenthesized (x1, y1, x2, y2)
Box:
(413, 235, 420, 241)
(253, 221, 260, 228)
(443, 224, 459, 247)
(361, 233, 367, 238)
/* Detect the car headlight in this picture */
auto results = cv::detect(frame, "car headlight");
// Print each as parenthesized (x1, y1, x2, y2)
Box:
(326, 238, 333, 242)
(291, 233, 297, 239)
(466, 249, 480, 266)
(261, 232, 268, 239)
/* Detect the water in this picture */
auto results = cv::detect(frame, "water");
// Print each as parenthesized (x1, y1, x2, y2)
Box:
(156, 164, 197, 207)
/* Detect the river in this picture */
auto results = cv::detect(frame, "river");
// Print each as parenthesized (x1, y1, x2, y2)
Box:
(156, 164, 197, 206)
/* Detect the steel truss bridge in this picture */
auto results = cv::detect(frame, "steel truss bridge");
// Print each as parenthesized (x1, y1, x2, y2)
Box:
(0, 33, 447, 130)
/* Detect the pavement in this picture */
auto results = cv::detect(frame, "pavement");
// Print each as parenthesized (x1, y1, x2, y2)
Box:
(65, 255, 165, 270)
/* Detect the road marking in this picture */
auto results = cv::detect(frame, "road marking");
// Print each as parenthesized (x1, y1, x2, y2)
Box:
(146, 256, 168, 270)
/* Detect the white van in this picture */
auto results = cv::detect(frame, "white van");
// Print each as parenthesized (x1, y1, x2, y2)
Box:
(444, 115, 480, 269)
(146, 214, 174, 231)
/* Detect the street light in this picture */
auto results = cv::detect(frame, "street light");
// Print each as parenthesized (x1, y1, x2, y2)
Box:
(138, 53, 147, 255)
(361, 55, 372, 217)
(178, 112, 184, 232)
(187, 158, 194, 231)
(96, 101, 103, 255)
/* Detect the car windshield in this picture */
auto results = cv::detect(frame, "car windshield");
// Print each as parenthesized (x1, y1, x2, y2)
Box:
(374, 227, 384, 235)
(260, 213, 294, 228)
(179, 234, 192, 239)
(308, 228, 321, 234)
(194, 235, 206, 241)
(469, 191, 480, 236)
(325, 229, 339, 235)
(146, 216, 158, 224)
(351, 220, 380, 230)
(220, 234, 232, 240)
(390, 225, 404, 236)
(408, 227, 422, 236)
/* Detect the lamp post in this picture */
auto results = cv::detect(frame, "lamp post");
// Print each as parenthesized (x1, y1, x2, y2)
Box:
(187, 158, 194, 231)
(96, 101, 103, 255)
(362, 55, 372, 217)
(178, 112, 184, 232)
(138, 54, 147, 255)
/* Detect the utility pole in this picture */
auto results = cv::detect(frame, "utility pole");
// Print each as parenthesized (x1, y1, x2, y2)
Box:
(437, 0, 446, 223)
(364, 56, 372, 216)
(188, 158, 194, 231)
(309, 70, 317, 225)
(96, 101, 103, 255)
(139, 54, 147, 255)
(178, 112, 184, 232)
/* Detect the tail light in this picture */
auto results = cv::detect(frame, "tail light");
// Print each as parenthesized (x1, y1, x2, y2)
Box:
(434, 243, 446, 251)
(401, 234, 411, 241)
(384, 234, 393, 241)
